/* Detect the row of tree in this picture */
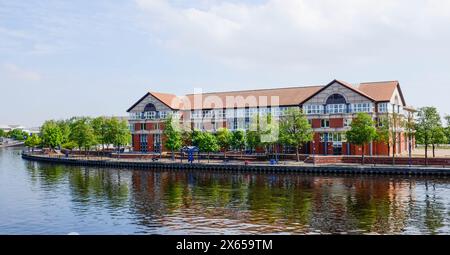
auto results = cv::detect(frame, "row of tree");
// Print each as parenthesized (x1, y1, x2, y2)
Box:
(164, 106, 450, 165)
(24, 116, 131, 154)
(164, 108, 314, 162)
(346, 106, 450, 164)
(0, 129, 29, 141)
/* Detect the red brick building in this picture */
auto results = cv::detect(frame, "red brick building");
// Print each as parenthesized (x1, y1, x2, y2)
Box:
(127, 79, 414, 156)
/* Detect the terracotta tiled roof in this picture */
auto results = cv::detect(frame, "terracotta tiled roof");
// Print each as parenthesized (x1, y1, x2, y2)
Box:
(184, 85, 323, 109)
(356, 81, 399, 102)
(129, 80, 404, 111)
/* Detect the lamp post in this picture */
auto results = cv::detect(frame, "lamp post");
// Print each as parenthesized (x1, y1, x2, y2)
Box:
(408, 138, 412, 167)
(312, 140, 316, 165)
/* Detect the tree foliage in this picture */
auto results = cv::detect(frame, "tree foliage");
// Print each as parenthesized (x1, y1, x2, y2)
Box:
(163, 115, 182, 160)
(216, 128, 232, 158)
(198, 132, 219, 162)
(70, 117, 97, 153)
(346, 113, 377, 164)
(231, 130, 246, 156)
(24, 134, 41, 151)
(279, 108, 313, 162)
(8, 129, 28, 141)
(416, 107, 442, 164)
(41, 120, 63, 149)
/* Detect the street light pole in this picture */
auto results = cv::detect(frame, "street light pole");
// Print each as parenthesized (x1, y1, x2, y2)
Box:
(312, 140, 316, 166)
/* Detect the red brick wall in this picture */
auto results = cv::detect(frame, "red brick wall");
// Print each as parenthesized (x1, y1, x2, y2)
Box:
(329, 118, 343, 128)
(134, 123, 140, 131)
(146, 123, 152, 130)
(373, 141, 389, 156)
(133, 134, 140, 151)
(342, 142, 348, 155)
(311, 119, 321, 128)
(309, 155, 450, 166)
(150, 135, 154, 151)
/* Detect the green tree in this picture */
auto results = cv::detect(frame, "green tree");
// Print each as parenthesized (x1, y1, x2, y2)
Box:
(163, 115, 182, 161)
(416, 107, 442, 165)
(375, 112, 403, 165)
(279, 108, 313, 162)
(445, 115, 450, 143)
(430, 126, 447, 157)
(24, 134, 41, 152)
(41, 120, 63, 149)
(246, 130, 260, 154)
(8, 129, 27, 141)
(346, 113, 377, 164)
(0, 129, 5, 138)
(56, 119, 72, 145)
(181, 129, 192, 147)
(404, 110, 416, 160)
(191, 129, 203, 147)
(231, 130, 246, 157)
(70, 117, 97, 156)
(198, 132, 219, 163)
(259, 113, 279, 159)
(216, 128, 232, 159)
(109, 118, 131, 154)
(91, 117, 110, 150)
(246, 114, 262, 153)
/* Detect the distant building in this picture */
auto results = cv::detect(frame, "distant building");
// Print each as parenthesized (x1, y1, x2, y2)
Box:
(0, 124, 40, 136)
(127, 79, 415, 156)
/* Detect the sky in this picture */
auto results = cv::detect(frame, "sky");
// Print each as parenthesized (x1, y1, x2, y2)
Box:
(1, 0, 450, 127)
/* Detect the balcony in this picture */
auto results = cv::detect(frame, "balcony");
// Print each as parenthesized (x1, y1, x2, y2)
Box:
(129, 111, 179, 120)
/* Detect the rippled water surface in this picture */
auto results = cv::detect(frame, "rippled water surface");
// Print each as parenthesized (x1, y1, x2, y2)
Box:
(1, 147, 449, 234)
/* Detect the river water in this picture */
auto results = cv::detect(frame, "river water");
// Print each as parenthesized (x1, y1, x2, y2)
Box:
(0, 147, 449, 234)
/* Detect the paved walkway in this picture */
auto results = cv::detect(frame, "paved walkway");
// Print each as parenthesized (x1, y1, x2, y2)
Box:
(28, 153, 450, 169)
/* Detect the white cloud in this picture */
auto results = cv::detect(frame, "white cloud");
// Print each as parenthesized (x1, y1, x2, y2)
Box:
(2, 63, 42, 81)
(135, 0, 450, 69)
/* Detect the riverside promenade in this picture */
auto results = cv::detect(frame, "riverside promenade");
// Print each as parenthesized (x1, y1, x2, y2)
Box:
(22, 152, 450, 176)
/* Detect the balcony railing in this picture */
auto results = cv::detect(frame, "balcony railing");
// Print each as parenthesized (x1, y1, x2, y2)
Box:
(129, 111, 179, 120)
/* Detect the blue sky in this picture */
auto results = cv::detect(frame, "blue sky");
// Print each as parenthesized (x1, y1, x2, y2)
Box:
(1, 0, 450, 127)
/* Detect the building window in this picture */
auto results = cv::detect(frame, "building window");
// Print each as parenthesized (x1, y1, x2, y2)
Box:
(153, 134, 161, 152)
(159, 111, 167, 119)
(378, 103, 388, 113)
(129, 124, 134, 132)
(192, 110, 202, 119)
(154, 123, 159, 130)
(140, 123, 146, 130)
(236, 109, 245, 118)
(143, 111, 156, 119)
(140, 134, 148, 153)
(215, 109, 225, 119)
(351, 103, 373, 113)
(304, 105, 324, 115)
(344, 119, 352, 127)
(326, 104, 346, 114)
(203, 110, 213, 119)
(321, 119, 329, 128)
(130, 112, 140, 120)
(194, 121, 203, 130)
(326, 94, 346, 104)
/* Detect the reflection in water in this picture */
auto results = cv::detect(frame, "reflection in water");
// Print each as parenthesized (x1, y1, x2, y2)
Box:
(0, 147, 449, 234)
(129, 171, 449, 234)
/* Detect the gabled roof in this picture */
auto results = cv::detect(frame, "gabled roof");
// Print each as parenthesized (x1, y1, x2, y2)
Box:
(126, 91, 179, 112)
(128, 79, 407, 111)
(356, 81, 406, 106)
(300, 79, 376, 104)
